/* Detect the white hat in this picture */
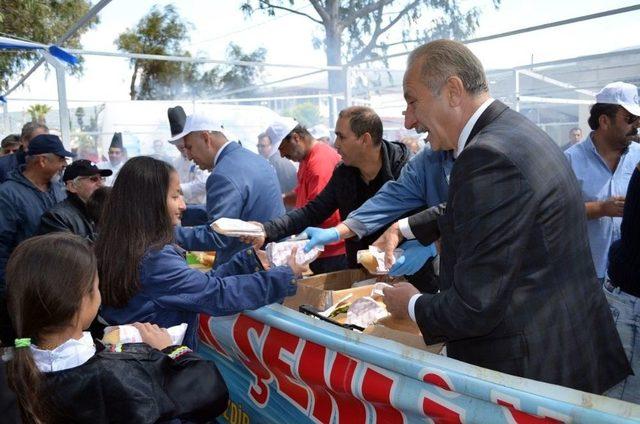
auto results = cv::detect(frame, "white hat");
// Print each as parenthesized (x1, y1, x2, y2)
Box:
(266, 116, 298, 152)
(595, 81, 640, 117)
(168, 113, 225, 142)
(309, 124, 330, 140)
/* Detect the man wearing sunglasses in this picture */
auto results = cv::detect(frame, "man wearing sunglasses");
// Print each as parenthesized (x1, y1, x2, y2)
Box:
(565, 81, 640, 284)
(38, 159, 112, 242)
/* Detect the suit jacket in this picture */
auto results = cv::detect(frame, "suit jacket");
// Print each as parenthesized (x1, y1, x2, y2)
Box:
(412, 100, 631, 394)
(174, 142, 285, 266)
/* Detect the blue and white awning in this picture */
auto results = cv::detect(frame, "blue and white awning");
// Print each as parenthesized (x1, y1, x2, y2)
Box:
(0, 36, 79, 65)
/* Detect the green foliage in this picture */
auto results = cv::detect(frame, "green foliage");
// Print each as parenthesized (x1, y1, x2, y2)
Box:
(0, 0, 97, 91)
(116, 6, 266, 100)
(242, 0, 494, 64)
(283, 102, 322, 127)
(198, 43, 267, 98)
(27, 103, 52, 123)
(241, 0, 501, 92)
(115, 4, 196, 100)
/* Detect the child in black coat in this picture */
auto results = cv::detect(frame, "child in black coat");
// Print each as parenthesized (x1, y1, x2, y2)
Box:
(5, 232, 228, 423)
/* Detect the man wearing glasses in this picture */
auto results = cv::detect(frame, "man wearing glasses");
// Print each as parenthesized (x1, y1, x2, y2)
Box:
(38, 159, 112, 242)
(565, 81, 640, 283)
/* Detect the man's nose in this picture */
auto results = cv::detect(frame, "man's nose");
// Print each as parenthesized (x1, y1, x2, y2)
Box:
(404, 112, 416, 130)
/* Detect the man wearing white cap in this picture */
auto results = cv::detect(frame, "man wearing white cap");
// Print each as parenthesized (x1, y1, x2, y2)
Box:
(267, 117, 347, 273)
(565, 81, 640, 283)
(169, 113, 285, 266)
(308, 123, 332, 146)
(566, 82, 640, 402)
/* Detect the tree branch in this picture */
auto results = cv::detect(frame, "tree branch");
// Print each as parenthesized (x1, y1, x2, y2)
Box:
(349, 12, 383, 63)
(348, 0, 421, 64)
(258, 0, 323, 24)
(378, 0, 421, 36)
(308, 0, 330, 23)
(341, 0, 395, 28)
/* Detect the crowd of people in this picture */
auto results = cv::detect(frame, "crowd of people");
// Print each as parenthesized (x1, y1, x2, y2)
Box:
(0, 39, 639, 422)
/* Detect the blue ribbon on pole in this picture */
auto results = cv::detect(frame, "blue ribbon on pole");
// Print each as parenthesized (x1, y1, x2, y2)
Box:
(48, 45, 79, 65)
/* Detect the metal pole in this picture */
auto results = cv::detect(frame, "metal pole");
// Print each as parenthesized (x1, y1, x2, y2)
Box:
(2, 102, 9, 134)
(344, 66, 352, 107)
(2, 0, 112, 97)
(514, 70, 520, 113)
(43, 52, 71, 147)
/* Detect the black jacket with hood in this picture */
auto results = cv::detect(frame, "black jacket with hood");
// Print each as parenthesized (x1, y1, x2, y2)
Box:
(38, 192, 96, 242)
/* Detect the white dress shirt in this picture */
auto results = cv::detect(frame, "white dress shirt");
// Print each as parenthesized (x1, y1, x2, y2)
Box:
(31, 332, 96, 372)
(213, 141, 233, 167)
(407, 98, 495, 322)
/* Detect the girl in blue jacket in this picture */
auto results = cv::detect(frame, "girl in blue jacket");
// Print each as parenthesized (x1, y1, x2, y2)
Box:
(96, 156, 305, 349)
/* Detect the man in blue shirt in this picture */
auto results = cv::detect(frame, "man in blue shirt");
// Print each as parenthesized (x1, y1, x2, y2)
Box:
(169, 113, 285, 266)
(567, 81, 640, 402)
(565, 81, 640, 282)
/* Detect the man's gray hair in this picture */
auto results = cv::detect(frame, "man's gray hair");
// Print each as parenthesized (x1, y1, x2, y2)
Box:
(408, 39, 488, 96)
(20, 122, 48, 142)
(25, 152, 56, 164)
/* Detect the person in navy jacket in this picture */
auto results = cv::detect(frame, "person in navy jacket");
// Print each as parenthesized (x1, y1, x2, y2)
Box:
(96, 156, 304, 349)
(169, 113, 285, 266)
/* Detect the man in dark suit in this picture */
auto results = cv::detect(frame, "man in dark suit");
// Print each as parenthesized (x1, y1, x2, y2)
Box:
(379, 39, 631, 394)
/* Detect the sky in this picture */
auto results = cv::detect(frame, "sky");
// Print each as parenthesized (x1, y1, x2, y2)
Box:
(4, 0, 640, 112)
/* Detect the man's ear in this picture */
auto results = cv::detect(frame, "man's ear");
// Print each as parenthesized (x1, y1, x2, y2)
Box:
(65, 181, 78, 194)
(37, 156, 47, 169)
(202, 131, 214, 148)
(445, 76, 465, 107)
(361, 132, 373, 146)
(599, 114, 611, 131)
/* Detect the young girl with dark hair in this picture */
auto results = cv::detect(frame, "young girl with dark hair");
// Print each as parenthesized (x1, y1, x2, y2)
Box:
(5, 233, 228, 423)
(95, 156, 305, 349)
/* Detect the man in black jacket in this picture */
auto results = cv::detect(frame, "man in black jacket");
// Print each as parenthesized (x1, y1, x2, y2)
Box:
(38, 160, 112, 241)
(244, 106, 437, 290)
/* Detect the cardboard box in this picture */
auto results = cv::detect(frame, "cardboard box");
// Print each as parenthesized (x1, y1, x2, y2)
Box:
(284, 269, 443, 354)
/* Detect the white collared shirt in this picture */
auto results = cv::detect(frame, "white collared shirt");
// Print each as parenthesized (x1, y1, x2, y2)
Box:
(30, 332, 96, 372)
(214, 141, 233, 167)
(406, 97, 495, 322)
(454, 97, 495, 158)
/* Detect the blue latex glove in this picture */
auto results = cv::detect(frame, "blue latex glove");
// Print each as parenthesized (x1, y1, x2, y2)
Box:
(301, 227, 340, 252)
(389, 240, 437, 277)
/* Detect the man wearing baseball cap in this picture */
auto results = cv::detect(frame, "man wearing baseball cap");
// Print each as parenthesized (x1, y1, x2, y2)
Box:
(0, 133, 75, 344)
(565, 81, 640, 284)
(38, 159, 112, 241)
(169, 112, 285, 266)
(166, 106, 209, 211)
(575, 83, 640, 402)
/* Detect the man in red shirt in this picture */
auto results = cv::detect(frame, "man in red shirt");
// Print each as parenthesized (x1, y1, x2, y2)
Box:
(266, 117, 347, 273)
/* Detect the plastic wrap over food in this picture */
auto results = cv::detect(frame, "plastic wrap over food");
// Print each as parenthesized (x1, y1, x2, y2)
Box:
(266, 240, 324, 267)
(357, 246, 403, 275)
(345, 296, 390, 328)
(211, 217, 264, 237)
(103, 323, 188, 346)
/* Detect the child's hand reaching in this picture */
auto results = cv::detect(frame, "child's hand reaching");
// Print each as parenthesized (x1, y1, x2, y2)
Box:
(132, 322, 173, 350)
(287, 246, 309, 277)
